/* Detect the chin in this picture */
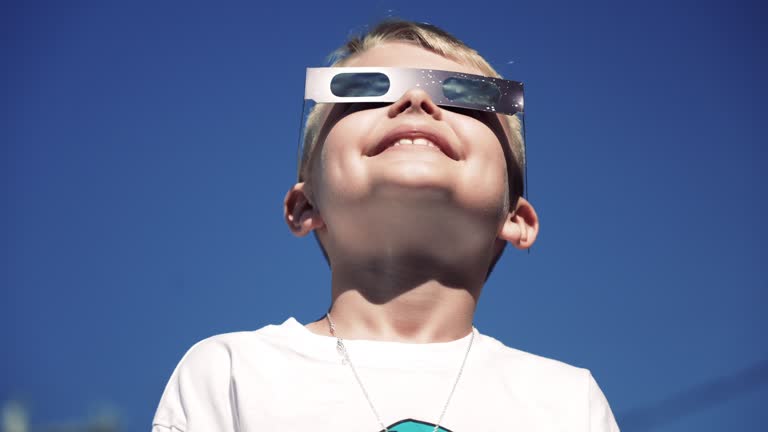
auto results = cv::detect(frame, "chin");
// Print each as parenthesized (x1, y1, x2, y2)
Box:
(367, 168, 457, 198)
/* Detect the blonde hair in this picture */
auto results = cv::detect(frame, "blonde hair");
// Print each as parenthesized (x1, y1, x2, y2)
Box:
(299, 19, 525, 199)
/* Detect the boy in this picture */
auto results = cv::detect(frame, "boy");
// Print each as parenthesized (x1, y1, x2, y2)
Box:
(153, 19, 620, 432)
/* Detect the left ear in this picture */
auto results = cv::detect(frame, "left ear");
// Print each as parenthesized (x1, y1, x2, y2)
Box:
(498, 197, 539, 249)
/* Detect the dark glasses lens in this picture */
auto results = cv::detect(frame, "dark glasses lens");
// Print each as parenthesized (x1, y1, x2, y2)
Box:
(442, 77, 501, 106)
(330, 73, 390, 97)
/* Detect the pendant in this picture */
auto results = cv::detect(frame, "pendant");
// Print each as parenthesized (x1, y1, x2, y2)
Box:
(380, 418, 453, 432)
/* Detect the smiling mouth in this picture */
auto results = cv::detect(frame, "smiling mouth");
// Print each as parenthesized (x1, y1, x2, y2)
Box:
(369, 132, 459, 160)
(391, 137, 439, 148)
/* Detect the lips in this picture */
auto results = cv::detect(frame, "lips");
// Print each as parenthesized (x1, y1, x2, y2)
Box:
(368, 125, 459, 161)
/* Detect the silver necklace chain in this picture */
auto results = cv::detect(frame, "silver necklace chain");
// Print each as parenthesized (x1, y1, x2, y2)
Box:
(326, 312, 475, 432)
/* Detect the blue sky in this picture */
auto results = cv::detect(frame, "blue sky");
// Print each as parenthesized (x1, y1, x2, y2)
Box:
(3, 1, 766, 431)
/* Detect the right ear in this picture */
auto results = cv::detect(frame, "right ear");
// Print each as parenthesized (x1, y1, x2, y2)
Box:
(283, 182, 325, 237)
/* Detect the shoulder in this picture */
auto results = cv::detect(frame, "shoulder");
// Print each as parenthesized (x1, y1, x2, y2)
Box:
(173, 319, 298, 373)
(479, 335, 620, 431)
(482, 334, 591, 382)
(153, 322, 294, 431)
(178, 331, 254, 366)
(152, 332, 252, 430)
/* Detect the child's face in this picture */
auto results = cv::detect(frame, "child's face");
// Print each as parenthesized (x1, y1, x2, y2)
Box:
(293, 42, 521, 258)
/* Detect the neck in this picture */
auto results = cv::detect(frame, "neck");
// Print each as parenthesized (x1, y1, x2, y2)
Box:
(306, 253, 486, 343)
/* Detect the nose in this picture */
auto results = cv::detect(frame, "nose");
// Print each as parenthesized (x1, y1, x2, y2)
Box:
(387, 88, 443, 120)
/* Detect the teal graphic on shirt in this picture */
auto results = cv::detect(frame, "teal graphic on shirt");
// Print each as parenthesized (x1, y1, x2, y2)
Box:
(381, 419, 453, 432)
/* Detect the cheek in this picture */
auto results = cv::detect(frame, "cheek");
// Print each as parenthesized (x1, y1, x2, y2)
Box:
(451, 118, 510, 215)
(311, 112, 377, 206)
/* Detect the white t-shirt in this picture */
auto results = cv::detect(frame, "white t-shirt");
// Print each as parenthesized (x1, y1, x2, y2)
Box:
(153, 317, 619, 431)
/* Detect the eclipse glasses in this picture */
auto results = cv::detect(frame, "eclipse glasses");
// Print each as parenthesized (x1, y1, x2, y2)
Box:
(305, 67, 524, 115)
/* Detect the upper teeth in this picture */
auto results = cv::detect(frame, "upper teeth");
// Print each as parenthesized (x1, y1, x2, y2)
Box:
(392, 137, 437, 147)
